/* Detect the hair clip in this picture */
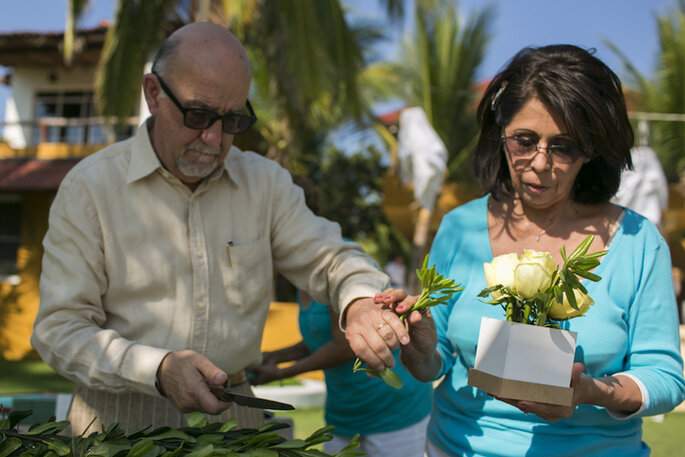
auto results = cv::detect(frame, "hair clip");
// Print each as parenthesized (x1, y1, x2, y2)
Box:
(490, 81, 508, 112)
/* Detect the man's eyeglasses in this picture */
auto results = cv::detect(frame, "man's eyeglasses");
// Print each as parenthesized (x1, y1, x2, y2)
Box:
(501, 135, 581, 165)
(153, 71, 257, 134)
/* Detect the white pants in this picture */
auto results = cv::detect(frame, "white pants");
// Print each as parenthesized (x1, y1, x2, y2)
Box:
(325, 415, 430, 457)
(425, 438, 453, 457)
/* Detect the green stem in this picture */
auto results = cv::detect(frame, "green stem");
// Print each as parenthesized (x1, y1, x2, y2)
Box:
(522, 303, 531, 323)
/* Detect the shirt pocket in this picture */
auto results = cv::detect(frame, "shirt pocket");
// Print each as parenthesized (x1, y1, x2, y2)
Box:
(219, 237, 273, 314)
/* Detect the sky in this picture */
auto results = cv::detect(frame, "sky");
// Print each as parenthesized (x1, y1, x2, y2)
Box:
(0, 0, 676, 119)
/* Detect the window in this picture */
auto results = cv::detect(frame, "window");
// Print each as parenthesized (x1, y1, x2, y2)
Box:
(0, 194, 21, 280)
(33, 91, 134, 145)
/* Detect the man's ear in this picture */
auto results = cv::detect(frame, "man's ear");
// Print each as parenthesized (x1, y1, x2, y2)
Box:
(142, 73, 161, 116)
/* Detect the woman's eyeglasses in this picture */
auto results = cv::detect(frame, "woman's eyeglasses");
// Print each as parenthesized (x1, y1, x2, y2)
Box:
(153, 71, 257, 134)
(501, 135, 581, 165)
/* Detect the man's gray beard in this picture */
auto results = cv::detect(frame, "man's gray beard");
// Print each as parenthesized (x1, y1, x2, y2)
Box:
(176, 148, 220, 177)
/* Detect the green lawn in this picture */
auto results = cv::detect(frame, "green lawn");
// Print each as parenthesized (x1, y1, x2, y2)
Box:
(0, 359, 74, 394)
(1, 358, 683, 457)
(643, 412, 685, 457)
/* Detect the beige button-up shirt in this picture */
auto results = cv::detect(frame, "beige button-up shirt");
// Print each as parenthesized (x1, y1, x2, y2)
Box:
(32, 121, 388, 398)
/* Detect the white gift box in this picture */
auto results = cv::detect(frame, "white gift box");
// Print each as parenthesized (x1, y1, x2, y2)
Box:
(467, 316, 577, 406)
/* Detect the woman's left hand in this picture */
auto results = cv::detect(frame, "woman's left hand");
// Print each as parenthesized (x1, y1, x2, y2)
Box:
(496, 363, 588, 422)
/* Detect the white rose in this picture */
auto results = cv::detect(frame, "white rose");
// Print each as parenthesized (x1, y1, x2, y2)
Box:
(548, 288, 594, 320)
(521, 250, 556, 273)
(483, 253, 520, 298)
(514, 250, 555, 298)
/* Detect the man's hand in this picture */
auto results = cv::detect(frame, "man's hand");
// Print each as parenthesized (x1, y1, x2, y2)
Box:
(156, 350, 233, 414)
(343, 293, 410, 371)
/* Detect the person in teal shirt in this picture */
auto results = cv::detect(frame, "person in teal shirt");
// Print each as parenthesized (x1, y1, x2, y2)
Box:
(368, 45, 685, 456)
(251, 294, 431, 456)
(249, 177, 432, 457)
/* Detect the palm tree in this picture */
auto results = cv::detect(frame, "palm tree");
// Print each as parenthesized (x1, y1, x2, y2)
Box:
(65, 0, 389, 167)
(65, 0, 414, 266)
(372, 0, 495, 182)
(346, 0, 494, 291)
(607, 0, 685, 181)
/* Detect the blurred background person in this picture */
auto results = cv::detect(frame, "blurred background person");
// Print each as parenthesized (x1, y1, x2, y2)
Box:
(249, 175, 432, 457)
(384, 254, 407, 289)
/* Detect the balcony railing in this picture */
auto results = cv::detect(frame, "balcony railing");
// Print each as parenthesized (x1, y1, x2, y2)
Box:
(0, 116, 140, 148)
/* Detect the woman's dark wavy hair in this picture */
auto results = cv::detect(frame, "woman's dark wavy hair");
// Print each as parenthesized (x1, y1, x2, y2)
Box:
(473, 44, 634, 203)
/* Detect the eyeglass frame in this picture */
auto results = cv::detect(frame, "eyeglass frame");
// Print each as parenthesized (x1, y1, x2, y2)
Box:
(500, 135, 582, 165)
(152, 71, 257, 134)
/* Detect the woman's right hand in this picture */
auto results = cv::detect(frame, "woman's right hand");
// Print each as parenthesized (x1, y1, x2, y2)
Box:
(247, 363, 283, 386)
(374, 289, 441, 381)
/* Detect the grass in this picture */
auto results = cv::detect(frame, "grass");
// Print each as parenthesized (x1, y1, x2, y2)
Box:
(643, 412, 685, 456)
(0, 359, 74, 394)
(1, 358, 683, 457)
(274, 408, 325, 440)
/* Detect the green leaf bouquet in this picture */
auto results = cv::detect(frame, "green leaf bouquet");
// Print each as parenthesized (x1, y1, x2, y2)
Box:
(354, 255, 463, 388)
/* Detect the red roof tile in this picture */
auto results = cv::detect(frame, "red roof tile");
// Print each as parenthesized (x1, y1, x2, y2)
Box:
(0, 159, 80, 191)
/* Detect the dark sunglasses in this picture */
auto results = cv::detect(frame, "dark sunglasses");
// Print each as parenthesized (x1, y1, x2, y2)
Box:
(153, 71, 257, 134)
(502, 135, 581, 165)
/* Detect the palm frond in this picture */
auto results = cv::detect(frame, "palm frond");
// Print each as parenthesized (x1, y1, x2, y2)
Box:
(96, 0, 178, 120)
(63, 0, 90, 65)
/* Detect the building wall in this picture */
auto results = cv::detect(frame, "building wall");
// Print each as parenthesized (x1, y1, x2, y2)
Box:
(4, 66, 99, 149)
(0, 191, 52, 360)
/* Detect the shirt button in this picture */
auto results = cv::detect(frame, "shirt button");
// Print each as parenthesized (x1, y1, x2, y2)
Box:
(198, 300, 206, 309)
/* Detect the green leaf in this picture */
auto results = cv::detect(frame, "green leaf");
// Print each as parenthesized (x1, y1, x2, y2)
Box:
(187, 413, 207, 429)
(0, 437, 22, 457)
(184, 444, 214, 457)
(148, 429, 195, 443)
(571, 269, 601, 282)
(242, 449, 278, 457)
(376, 367, 403, 389)
(563, 283, 579, 310)
(304, 425, 336, 444)
(568, 235, 594, 260)
(195, 434, 225, 447)
(24, 421, 70, 436)
(272, 439, 306, 449)
(46, 439, 71, 456)
(218, 419, 238, 433)
(126, 439, 154, 457)
(160, 442, 184, 457)
(86, 441, 131, 457)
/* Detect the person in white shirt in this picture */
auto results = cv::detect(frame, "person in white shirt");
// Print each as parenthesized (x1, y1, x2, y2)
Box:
(32, 22, 389, 436)
(611, 145, 668, 229)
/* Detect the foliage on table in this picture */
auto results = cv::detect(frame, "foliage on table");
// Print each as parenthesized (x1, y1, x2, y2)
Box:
(0, 410, 363, 457)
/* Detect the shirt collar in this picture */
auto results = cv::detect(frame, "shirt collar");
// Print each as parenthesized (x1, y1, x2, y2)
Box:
(127, 118, 162, 184)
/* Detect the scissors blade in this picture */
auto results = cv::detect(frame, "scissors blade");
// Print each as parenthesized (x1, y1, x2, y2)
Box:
(220, 390, 295, 411)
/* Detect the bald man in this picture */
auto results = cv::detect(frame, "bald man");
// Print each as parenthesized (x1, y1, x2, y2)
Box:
(32, 22, 392, 435)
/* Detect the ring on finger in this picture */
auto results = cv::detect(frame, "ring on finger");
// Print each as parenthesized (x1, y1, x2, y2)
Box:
(376, 322, 386, 330)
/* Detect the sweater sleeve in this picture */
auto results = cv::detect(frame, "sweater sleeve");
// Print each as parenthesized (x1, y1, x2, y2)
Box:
(622, 231, 685, 415)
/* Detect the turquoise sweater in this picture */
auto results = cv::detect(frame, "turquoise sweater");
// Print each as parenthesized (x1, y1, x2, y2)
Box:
(427, 195, 685, 457)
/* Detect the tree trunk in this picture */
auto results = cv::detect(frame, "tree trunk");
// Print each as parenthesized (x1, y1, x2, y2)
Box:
(407, 207, 432, 294)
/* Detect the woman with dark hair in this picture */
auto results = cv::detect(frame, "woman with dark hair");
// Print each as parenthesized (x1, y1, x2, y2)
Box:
(367, 44, 685, 456)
